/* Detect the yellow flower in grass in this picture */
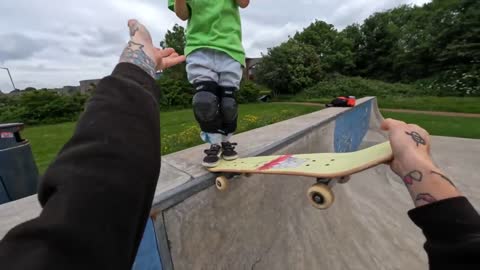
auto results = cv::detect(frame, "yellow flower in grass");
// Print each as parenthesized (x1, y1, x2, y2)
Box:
(243, 114, 259, 124)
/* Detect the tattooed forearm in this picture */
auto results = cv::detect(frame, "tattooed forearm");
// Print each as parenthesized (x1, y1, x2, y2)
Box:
(403, 170, 423, 185)
(119, 41, 156, 78)
(405, 131, 426, 147)
(415, 193, 437, 206)
(431, 170, 456, 188)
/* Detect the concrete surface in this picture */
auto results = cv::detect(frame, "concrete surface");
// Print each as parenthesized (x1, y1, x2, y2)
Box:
(1, 97, 479, 270)
(159, 98, 480, 270)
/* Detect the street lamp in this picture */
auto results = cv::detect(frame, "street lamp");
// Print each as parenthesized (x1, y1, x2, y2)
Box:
(0, 67, 17, 91)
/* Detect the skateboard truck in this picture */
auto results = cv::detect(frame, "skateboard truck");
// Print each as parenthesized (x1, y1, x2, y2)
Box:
(215, 175, 350, 210)
(215, 173, 252, 192)
(307, 176, 351, 209)
(316, 176, 351, 186)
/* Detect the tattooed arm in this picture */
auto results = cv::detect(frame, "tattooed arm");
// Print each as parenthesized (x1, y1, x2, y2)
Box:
(381, 119, 461, 207)
(175, 0, 189, 21)
(0, 20, 185, 270)
(119, 20, 185, 78)
(120, 41, 157, 78)
(382, 119, 480, 269)
(398, 162, 459, 207)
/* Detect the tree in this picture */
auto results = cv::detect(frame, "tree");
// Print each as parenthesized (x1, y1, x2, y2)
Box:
(294, 21, 354, 74)
(157, 24, 192, 106)
(159, 24, 187, 79)
(256, 40, 323, 95)
(347, 0, 479, 83)
(340, 24, 363, 75)
(160, 24, 186, 55)
(355, 9, 405, 81)
(428, 0, 480, 71)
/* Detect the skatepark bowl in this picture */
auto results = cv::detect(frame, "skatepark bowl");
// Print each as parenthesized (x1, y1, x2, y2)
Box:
(1, 97, 479, 269)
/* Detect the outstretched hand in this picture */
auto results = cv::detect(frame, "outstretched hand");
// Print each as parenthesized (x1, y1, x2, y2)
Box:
(155, 48, 186, 71)
(120, 19, 185, 78)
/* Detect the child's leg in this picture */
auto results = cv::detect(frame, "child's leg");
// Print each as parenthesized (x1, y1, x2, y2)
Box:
(215, 51, 243, 160)
(186, 49, 225, 167)
(217, 53, 243, 140)
(200, 132, 223, 145)
(186, 50, 223, 145)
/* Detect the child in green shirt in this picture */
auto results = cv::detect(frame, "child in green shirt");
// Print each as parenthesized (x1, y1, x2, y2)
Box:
(169, 0, 249, 167)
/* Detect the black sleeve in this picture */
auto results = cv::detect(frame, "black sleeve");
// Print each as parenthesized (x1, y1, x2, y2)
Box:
(408, 197, 480, 270)
(0, 63, 161, 270)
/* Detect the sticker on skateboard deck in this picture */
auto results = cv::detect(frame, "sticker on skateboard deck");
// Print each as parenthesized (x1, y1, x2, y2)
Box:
(209, 141, 393, 209)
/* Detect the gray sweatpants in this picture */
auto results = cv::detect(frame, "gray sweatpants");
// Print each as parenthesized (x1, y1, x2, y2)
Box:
(186, 48, 243, 145)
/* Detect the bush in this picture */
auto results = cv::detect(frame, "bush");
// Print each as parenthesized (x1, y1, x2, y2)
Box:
(237, 81, 268, 103)
(298, 75, 421, 99)
(415, 68, 480, 96)
(0, 91, 90, 125)
(156, 73, 193, 109)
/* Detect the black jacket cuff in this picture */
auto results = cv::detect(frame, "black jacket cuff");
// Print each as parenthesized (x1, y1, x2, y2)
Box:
(408, 197, 480, 241)
(111, 63, 160, 101)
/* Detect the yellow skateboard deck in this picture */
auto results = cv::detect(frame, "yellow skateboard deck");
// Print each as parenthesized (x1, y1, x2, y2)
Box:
(209, 141, 393, 178)
(209, 141, 393, 210)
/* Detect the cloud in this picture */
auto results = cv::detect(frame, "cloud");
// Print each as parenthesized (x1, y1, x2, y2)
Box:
(0, 0, 432, 92)
(78, 28, 127, 58)
(0, 33, 47, 62)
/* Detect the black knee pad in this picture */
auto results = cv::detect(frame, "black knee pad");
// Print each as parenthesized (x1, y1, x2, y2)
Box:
(220, 87, 238, 134)
(192, 81, 222, 133)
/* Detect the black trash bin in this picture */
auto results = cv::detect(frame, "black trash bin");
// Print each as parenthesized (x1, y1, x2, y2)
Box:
(0, 123, 39, 204)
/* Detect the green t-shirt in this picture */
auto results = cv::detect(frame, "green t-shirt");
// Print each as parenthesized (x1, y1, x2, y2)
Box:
(168, 0, 245, 66)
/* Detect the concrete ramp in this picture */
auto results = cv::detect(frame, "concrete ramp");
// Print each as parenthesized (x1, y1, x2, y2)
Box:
(1, 97, 479, 270)
(156, 97, 426, 270)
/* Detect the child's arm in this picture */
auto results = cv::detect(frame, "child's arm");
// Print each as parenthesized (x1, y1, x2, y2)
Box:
(236, 0, 250, 8)
(174, 0, 189, 21)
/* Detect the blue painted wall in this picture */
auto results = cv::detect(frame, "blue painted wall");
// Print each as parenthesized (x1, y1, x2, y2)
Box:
(334, 101, 372, 153)
(132, 218, 163, 270)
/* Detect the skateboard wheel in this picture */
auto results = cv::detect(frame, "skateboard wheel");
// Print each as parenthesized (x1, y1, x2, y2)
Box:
(337, 176, 351, 184)
(307, 184, 334, 210)
(215, 176, 229, 191)
(244, 173, 252, 178)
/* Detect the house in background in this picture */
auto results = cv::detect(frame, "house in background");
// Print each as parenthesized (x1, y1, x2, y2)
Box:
(80, 79, 101, 93)
(243, 57, 261, 81)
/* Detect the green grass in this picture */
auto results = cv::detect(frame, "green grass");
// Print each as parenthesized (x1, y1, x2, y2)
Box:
(382, 112, 480, 139)
(273, 95, 331, 104)
(280, 95, 480, 114)
(24, 103, 321, 174)
(378, 96, 480, 114)
(23, 122, 77, 173)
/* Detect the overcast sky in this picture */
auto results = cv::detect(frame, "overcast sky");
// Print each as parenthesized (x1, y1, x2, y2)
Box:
(0, 0, 431, 92)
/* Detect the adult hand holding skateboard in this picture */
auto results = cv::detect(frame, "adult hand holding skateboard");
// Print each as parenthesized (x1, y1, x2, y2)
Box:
(211, 118, 462, 210)
(381, 118, 461, 207)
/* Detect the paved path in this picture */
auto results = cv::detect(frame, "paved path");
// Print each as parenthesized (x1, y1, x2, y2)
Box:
(380, 108, 480, 118)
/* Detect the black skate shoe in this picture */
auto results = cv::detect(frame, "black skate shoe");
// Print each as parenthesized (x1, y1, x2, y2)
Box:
(202, 144, 222, 167)
(221, 141, 238, 161)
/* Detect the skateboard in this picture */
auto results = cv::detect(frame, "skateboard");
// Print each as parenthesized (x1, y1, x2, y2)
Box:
(208, 141, 393, 209)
